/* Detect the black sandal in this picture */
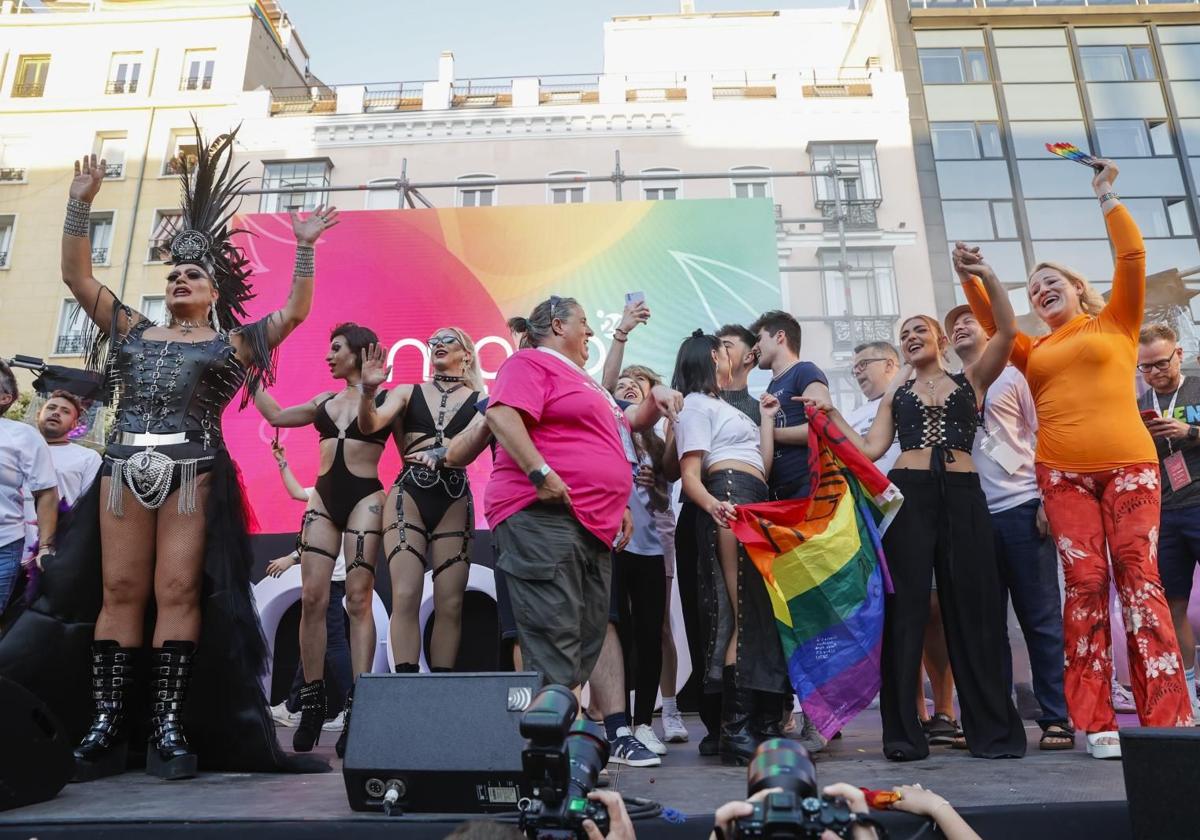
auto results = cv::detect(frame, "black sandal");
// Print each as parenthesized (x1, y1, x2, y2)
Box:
(1039, 723, 1076, 751)
(923, 712, 962, 746)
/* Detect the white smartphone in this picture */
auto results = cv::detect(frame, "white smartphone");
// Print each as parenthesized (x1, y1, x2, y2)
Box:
(625, 291, 645, 306)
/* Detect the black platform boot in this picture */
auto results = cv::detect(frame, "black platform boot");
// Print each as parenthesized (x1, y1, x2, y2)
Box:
(334, 684, 354, 759)
(393, 662, 419, 674)
(146, 641, 198, 780)
(752, 691, 787, 741)
(72, 641, 138, 782)
(698, 690, 722, 756)
(719, 665, 759, 767)
(293, 678, 326, 753)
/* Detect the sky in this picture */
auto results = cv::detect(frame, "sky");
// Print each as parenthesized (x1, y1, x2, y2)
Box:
(283, 0, 845, 85)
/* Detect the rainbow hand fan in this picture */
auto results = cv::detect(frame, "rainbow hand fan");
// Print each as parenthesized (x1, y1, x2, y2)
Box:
(1045, 142, 1102, 171)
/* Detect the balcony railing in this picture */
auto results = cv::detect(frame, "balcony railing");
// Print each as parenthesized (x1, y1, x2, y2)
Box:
(91, 247, 109, 265)
(451, 81, 513, 108)
(12, 83, 45, 98)
(830, 316, 897, 353)
(270, 86, 337, 115)
(363, 84, 426, 112)
(105, 80, 138, 94)
(817, 200, 881, 230)
(0, 168, 26, 182)
(539, 75, 601, 105)
(55, 333, 86, 356)
(179, 75, 214, 92)
(0, 251, 8, 267)
(104, 162, 123, 178)
(911, 0, 1198, 7)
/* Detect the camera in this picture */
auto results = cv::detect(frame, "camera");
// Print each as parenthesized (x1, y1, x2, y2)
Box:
(517, 685, 610, 840)
(731, 738, 868, 840)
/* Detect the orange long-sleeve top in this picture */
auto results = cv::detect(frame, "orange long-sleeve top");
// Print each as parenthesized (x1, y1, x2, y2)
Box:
(961, 204, 1156, 471)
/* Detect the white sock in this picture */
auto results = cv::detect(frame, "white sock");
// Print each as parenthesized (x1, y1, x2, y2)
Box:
(661, 696, 679, 716)
(1185, 667, 1195, 690)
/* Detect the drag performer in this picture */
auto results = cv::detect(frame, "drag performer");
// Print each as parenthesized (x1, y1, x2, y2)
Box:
(0, 125, 333, 780)
(358, 329, 482, 674)
(956, 159, 1194, 757)
(254, 322, 386, 757)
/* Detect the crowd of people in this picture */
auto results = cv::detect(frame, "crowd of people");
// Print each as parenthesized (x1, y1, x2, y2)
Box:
(0, 129, 1196, 801)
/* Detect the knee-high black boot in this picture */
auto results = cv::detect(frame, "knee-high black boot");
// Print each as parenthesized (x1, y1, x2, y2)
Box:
(719, 665, 758, 767)
(72, 641, 138, 782)
(146, 641, 198, 780)
(293, 677, 326, 753)
(334, 683, 354, 759)
(752, 691, 787, 740)
(698, 690, 722, 756)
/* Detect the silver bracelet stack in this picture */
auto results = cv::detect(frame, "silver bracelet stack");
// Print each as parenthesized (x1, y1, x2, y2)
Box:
(294, 244, 315, 278)
(1098, 191, 1119, 205)
(64, 198, 91, 238)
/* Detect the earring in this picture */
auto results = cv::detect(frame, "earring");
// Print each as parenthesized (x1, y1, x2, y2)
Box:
(208, 303, 219, 333)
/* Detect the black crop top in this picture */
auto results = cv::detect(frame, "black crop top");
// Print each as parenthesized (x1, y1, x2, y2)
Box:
(403, 383, 479, 454)
(893, 372, 978, 455)
(313, 392, 391, 445)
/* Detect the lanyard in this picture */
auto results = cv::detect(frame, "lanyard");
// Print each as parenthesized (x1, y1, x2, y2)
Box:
(1157, 376, 1186, 454)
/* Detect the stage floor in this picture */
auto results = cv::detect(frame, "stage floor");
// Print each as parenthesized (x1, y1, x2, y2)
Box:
(1, 713, 1129, 826)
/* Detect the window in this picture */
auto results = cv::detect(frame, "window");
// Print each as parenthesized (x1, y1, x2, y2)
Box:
(106, 52, 142, 94)
(641, 168, 680, 201)
(1124, 198, 1193, 238)
(918, 48, 989, 84)
(97, 134, 128, 179)
(1184, 119, 1200, 155)
(147, 210, 181, 261)
(89, 212, 114, 265)
(1026, 200, 1107, 239)
(261, 160, 332, 213)
(1079, 46, 1156, 82)
(181, 49, 216, 91)
(1095, 120, 1173, 157)
(163, 130, 199, 176)
(12, 55, 50, 98)
(1161, 43, 1200, 81)
(0, 138, 27, 183)
(365, 179, 402, 210)
(810, 143, 881, 203)
(942, 200, 1018, 241)
(456, 173, 496, 208)
(730, 166, 771, 199)
(54, 300, 85, 356)
(930, 122, 1003, 159)
(140, 295, 167, 326)
(548, 170, 588, 204)
(820, 249, 898, 317)
(0, 215, 13, 267)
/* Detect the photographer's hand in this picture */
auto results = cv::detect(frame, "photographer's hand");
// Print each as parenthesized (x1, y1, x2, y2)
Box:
(891, 785, 980, 840)
(584, 790, 634, 840)
(820, 784, 878, 840)
(710, 788, 781, 840)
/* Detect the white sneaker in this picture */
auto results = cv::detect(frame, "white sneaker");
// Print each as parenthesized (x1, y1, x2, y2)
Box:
(661, 709, 689, 743)
(270, 701, 300, 727)
(1086, 731, 1121, 760)
(633, 723, 667, 755)
(322, 710, 346, 732)
(1111, 680, 1136, 714)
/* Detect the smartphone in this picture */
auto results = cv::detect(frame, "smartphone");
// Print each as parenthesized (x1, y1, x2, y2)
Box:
(1141, 409, 1160, 422)
(625, 291, 645, 306)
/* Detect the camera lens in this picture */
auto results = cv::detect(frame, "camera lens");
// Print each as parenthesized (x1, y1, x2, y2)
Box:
(520, 684, 578, 745)
(564, 719, 609, 797)
(747, 738, 818, 799)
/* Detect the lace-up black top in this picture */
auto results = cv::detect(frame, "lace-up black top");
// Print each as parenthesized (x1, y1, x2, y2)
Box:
(893, 372, 978, 457)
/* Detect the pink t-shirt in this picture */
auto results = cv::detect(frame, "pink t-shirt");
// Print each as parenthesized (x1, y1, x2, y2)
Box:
(483, 348, 634, 547)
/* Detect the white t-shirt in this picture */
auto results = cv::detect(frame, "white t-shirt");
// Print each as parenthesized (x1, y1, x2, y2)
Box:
(0, 418, 58, 548)
(674, 392, 764, 474)
(843, 396, 901, 476)
(971, 365, 1040, 514)
(22, 441, 102, 560)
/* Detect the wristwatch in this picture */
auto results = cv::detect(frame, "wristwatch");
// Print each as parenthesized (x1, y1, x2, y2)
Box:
(1189, 425, 1199, 442)
(528, 464, 552, 487)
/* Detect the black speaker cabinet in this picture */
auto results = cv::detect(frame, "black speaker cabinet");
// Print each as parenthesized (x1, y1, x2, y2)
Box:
(342, 671, 541, 814)
(1121, 726, 1200, 840)
(0, 676, 73, 812)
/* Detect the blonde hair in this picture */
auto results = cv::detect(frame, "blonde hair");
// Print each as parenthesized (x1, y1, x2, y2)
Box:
(433, 326, 484, 393)
(619, 364, 663, 390)
(1028, 261, 1105, 318)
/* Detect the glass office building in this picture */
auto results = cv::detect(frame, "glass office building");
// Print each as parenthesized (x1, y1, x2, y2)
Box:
(892, 1, 1200, 349)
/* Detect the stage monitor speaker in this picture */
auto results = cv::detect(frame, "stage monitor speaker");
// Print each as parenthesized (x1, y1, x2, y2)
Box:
(1121, 726, 1200, 840)
(0, 676, 73, 812)
(342, 672, 541, 814)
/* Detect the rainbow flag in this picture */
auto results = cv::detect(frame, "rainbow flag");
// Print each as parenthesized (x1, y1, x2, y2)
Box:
(733, 409, 902, 739)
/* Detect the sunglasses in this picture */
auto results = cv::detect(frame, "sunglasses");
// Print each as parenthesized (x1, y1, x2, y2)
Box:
(428, 334, 462, 349)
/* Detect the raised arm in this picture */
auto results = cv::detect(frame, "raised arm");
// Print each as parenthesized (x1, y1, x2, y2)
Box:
(956, 255, 1017, 396)
(255, 389, 328, 429)
(271, 441, 310, 501)
(601, 299, 650, 392)
(63, 154, 136, 337)
(1093, 161, 1144, 337)
(626, 384, 683, 432)
(953, 241, 1032, 371)
(358, 343, 409, 434)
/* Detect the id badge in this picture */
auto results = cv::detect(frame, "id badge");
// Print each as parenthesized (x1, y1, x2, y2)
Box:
(1164, 450, 1193, 493)
(980, 432, 1023, 476)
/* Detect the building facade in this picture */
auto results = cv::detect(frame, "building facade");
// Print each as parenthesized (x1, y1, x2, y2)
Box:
(0, 0, 936, 409)
(891, 0, 1200, 349)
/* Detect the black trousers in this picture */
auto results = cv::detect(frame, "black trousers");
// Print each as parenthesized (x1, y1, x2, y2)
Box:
(613, 551, 667, 726)
(880, 469, 1026, 760)
(674, 501, 706, 711)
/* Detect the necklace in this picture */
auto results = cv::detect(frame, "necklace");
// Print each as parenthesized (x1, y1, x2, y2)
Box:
(771, 359, 801, 383)
(170, 318, 204, 337)
(922, 371, 947, 404)
(433, 373, 465, 383)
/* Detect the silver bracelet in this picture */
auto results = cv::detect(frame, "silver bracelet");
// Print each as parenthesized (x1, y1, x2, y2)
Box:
(64, 198, 91, 238)
(294, 244, 315, 278)
(1098, 191, 1119, 204)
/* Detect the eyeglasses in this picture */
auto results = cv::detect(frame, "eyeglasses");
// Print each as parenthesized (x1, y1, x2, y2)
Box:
(428, 334, 462, 349)
(851, 358, 890, 374)
(1137, 355, 1177, 373)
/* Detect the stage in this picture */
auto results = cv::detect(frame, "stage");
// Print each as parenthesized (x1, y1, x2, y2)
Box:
(0, 714, 1135, 839)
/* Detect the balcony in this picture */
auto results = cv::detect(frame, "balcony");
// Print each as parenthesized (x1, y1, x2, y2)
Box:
(538, 75, 600, 105)
(105, 80, 138, 95)
(179, 75, 213, 92)
(12, 83, 45, 98)
(451, 81, 513, 108)
(0, 168, 26, 183)
(817, 200, 881, 230)
(830, 316, 897, 353)
(91, 247, 108, 265)
(0, 251, 8, 267)
(55, 333, 86, 356)
(270, 86, 336, 115)
(104, 162, 124, 178)
(363, 84, 425, 113)
(911, 0, 1198, 6)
